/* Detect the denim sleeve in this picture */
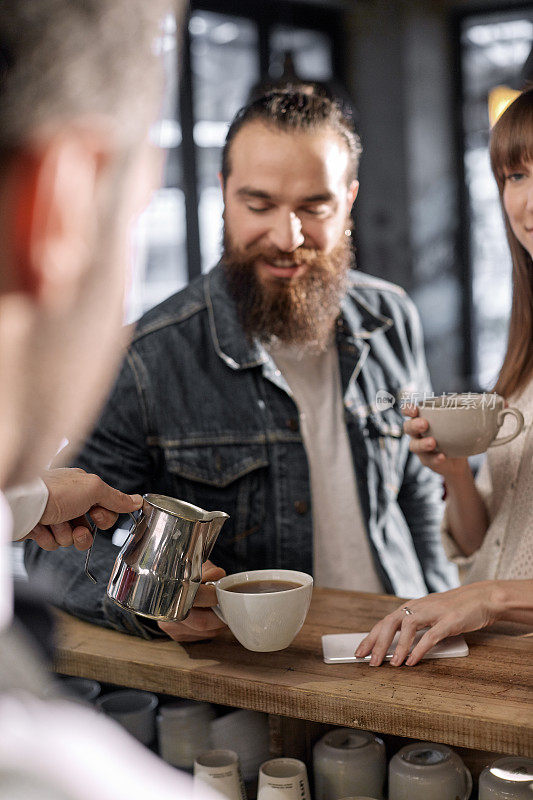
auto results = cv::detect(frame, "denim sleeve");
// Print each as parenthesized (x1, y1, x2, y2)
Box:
(395, 295, 459, 593)
(24, 352, 166, 639)
(74, 349, 157, 494)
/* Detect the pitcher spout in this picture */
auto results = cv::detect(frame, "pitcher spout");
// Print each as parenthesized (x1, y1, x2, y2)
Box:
(202, 511, 229, 561)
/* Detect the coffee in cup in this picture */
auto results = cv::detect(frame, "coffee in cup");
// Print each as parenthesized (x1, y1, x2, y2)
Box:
(213, 569, 313, 652)
(417, 392, 523, 458)
(226, 579, 302, 594)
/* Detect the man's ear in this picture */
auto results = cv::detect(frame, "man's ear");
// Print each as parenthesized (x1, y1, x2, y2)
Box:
(347, 180, 359, 209)
(217, 170, 225, 197)
(10, 125, 112, 312)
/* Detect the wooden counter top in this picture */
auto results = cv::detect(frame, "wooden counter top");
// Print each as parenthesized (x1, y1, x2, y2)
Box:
(54, 588, 533, 756)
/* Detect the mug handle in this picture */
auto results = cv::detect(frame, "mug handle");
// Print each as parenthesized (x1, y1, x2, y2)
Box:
(204, 581, 227, 625)
(489, 407, 524, 449)
(84, 511, 138, 584)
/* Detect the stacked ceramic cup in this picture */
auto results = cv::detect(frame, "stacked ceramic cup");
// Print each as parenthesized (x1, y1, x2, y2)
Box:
(210, 709, 270, 782)
(96, 689, 159, 747)
(257, 758, 311, 800)
(478, 756, 533, 799)
(157, 699, 215, 769)
(194, 749, 247, 800)
(313, 728, 386, 800)
(388, 742, 472, 800)
(57, 676, 101, 705)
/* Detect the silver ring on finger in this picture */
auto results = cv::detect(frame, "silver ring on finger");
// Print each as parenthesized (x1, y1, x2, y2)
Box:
(402, 606, 414, 616)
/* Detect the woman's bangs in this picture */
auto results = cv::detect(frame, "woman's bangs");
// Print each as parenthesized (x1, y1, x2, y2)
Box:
(490, 91, 533, 184)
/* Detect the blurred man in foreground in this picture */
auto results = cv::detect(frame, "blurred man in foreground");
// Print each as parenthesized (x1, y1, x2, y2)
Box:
(0, 1, 220, 796)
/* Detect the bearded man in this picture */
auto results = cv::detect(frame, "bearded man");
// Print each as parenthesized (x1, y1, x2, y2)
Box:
(25, 91, 458, 642)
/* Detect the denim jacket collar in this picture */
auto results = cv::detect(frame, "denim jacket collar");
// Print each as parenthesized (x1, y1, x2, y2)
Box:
(205, 263, 394, 372)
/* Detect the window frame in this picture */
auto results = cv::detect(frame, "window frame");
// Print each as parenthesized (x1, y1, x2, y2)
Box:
(450, 0, 533, 388)
(179, 0, 346, 281)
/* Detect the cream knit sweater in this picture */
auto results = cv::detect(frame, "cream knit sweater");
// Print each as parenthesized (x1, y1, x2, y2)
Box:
(441, 380, 533, 583)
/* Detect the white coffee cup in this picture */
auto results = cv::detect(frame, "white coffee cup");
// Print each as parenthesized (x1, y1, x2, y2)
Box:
(96, 689, 158, 746)
(479, 756, 533, 799)
(418, 392, 523, 458)
(157, 699, 214, 768)
(210, 709, 270, 782)
(389, 742, 472, 800)
(257, 757, 311, 800)
(213, 569, 313, 652)
(313, 728, 386, 800)
(193, 749, 246, 800)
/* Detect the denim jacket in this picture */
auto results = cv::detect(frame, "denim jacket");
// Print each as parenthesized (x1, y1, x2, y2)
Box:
(25, 265, 457, 638)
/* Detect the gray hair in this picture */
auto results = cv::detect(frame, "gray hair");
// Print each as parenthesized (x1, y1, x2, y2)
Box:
(0, 0, 182, 153)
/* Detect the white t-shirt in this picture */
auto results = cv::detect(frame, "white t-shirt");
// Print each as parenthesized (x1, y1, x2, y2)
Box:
(269, 341, 384, 593)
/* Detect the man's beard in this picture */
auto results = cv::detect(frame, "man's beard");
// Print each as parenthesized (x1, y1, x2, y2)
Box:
(222, 229, 352, 352)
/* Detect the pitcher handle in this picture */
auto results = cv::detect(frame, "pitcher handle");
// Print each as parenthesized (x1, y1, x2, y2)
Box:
(84, 511, 138, 584)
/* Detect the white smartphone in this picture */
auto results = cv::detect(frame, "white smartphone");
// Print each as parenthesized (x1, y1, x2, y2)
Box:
(322, 630, 469, 664)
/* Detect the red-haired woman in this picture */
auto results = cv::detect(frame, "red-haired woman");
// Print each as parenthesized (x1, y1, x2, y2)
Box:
(357, 89, 533, 666)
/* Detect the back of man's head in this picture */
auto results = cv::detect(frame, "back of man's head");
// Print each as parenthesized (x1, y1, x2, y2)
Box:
(221, 90, 362, 187)
(0, 1, 181, 488)
(0, 0, 178, 156)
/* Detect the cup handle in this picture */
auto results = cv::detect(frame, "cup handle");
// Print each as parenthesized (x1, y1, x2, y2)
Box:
(204, 581, 227, 625)
(463, 765, 473, 799)
(84, 510, 138, 583)
(489, 407, 524, 449)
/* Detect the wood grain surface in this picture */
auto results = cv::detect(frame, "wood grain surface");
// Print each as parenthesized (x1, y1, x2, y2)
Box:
(54, 588, 533, 756)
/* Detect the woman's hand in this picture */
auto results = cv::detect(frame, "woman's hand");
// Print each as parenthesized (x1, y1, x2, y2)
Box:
(403, 404, 470, 479)
(354, 582, 500, 666)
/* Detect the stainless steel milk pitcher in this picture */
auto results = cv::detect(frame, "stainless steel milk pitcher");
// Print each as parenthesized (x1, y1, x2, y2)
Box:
(84, 493, 228, 622)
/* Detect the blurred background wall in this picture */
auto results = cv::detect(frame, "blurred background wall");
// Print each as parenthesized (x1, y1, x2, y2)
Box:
(128, 0, 533, 395)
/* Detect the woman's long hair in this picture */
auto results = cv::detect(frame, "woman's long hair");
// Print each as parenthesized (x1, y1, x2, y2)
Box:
(490, 88, 533, 398)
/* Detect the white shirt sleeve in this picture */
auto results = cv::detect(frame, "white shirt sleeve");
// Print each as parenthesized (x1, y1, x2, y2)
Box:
(4, 479, 49, 541)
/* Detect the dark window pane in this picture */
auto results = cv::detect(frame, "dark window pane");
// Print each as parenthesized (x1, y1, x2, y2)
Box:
(190, 11, 259, 272)
(270, 25, 333, 82)
(127, 14, 187, 322)
(461, 13, 533, 387)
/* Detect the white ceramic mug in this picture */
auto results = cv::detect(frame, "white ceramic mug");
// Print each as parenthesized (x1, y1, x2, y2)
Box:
(193, 749, 246, 800)
(96, 689, 158, 746)
(157, 699, 214, 768)
(388, 742, 472, 800)
(313, 728, 386, 800)
(210, 709, 270, 782)
(213, 569, 313, 652)
(478, 756, 533, 799)
(257, 757, 311, 800)
(418, 393, 523, 458)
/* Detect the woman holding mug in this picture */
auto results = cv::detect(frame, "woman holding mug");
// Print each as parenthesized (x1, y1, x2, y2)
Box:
(356, 88, 533, 666)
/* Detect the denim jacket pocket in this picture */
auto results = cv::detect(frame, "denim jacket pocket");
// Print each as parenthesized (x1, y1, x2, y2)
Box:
(164, 443, 269, 570)
(365, 414, 405, 501)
